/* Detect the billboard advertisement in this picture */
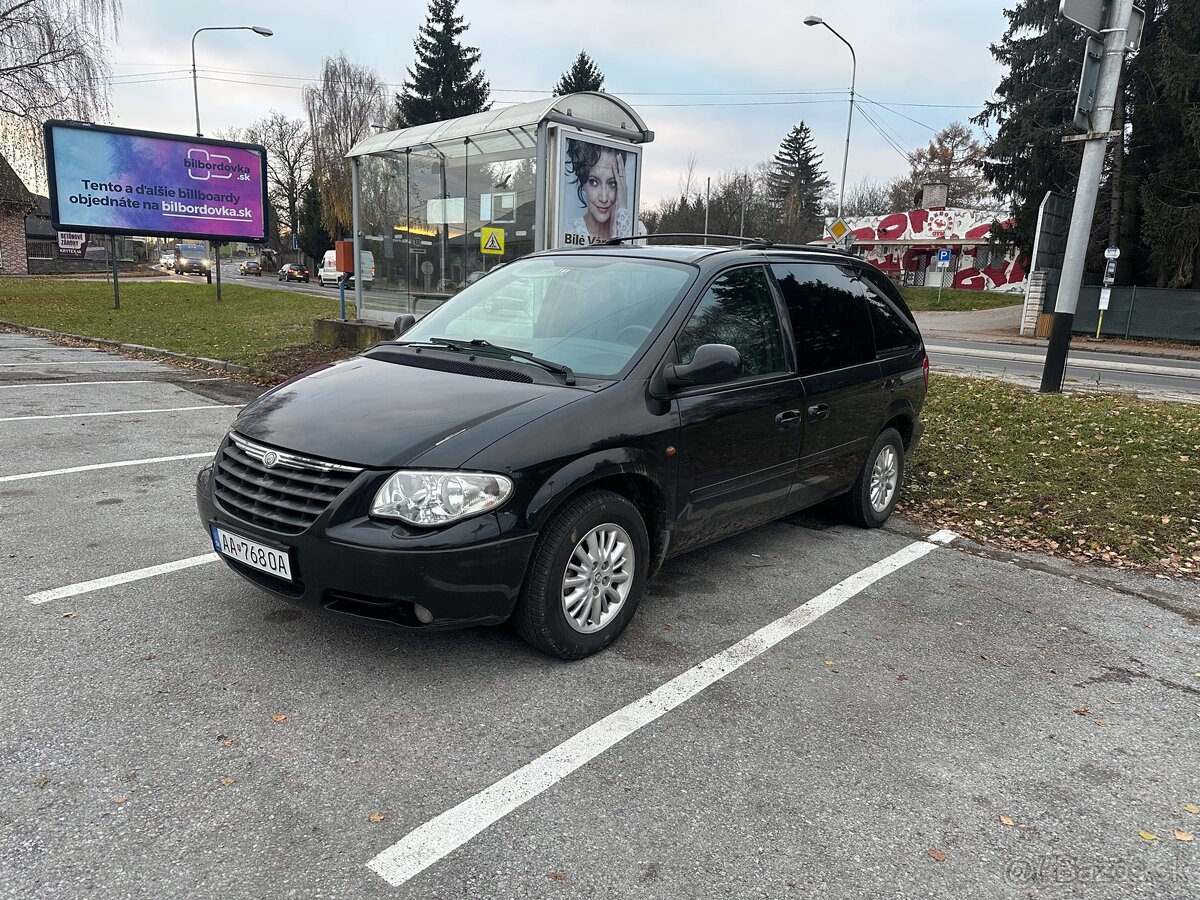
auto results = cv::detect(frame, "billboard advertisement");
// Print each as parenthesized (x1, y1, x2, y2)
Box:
(44, 121, 269, 242)
(555, 131, 641, 249)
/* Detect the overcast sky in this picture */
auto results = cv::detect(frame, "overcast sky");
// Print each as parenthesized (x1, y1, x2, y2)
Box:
(105, 0, 1010, 206)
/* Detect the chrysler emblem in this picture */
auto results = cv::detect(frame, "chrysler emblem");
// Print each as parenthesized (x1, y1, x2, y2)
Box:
(262, 450, 279, 468)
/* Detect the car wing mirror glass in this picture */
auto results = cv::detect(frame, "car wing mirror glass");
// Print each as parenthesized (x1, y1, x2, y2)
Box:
(393, 314, 417, 337)
(663, 343, 741, 389)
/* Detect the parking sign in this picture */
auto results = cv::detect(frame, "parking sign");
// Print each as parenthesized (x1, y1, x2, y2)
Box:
(936, 248, 952, 268)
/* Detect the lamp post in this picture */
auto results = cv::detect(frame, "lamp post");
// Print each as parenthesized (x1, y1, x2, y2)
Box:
(190, 24, 272, 302)
(191, 25, 273, 137)
(804, 15, 856, 220)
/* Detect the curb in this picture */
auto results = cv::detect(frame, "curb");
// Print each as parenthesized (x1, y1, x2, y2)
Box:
(0, 321, 250, 374)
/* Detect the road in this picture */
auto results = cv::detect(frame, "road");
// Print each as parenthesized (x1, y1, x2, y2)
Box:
(1, 332, 1197, 899)
(926, 338, 1200, 397)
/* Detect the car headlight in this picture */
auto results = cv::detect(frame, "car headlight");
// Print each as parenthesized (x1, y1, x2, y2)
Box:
(371, 470, 513, 526)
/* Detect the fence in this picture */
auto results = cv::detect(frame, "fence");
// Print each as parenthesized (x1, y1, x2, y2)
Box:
(1039, 281, 1200, 343)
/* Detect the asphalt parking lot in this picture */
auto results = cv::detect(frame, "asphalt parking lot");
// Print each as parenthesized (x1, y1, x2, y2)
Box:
(1, 330, 1197, 899)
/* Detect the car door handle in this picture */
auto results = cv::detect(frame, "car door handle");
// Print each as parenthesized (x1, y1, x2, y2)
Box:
(807, 404, 829, 421)
(775, 410, 802, 429)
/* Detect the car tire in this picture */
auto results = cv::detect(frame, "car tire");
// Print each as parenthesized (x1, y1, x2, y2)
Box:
(514, 489, 648, 659)
(841, 427, 905, 528)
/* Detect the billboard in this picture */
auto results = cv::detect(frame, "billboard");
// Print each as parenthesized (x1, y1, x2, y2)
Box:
(555, 131, 641, 249)
(44, 121, 269, 242)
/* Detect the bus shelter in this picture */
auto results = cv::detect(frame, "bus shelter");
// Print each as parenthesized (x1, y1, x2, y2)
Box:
(345, 92, 653, 324)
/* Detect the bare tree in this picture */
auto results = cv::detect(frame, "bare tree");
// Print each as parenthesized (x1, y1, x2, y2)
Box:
(245, 111, 312, 243)
(838, 176, 895, 218)
(0, 0, 122, 188)
(303, 54, 386, 237)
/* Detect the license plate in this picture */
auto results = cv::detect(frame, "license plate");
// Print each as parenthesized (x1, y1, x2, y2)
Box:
(211, 525, 293, 582)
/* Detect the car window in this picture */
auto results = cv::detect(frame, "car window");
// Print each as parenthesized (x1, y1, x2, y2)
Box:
(675, 266, 787, 380)
(858, 268, 922, 353)
(400, 256, 694, 378)
(771, 263, 875, 375)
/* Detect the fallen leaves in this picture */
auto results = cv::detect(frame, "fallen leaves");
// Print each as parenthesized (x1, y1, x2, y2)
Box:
(1074, 707, 1090, 716)
(1138, 830, 1159, 841)
(270, 714, 287, 724)
(999, 816, 1015, 827)
(220, 777, 236, 787)
(547, 871, 566, 881)
(1174, 829, 1194, 842)
(1182, 803, 1199, 815)
(61, 611, 77, 619)
(368, 812, 384, 824)
(926, 848, 947, 862)
(114, 795, 128, 805)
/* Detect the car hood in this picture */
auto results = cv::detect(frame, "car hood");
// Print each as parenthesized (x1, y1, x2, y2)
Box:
(231, 354, 581, 469)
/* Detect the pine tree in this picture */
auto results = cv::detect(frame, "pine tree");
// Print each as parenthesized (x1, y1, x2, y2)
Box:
(973, 0, 1087, 258)
(297, 175, 333, 268)
(553, 51, 605, 95)
(1133, 0, 1200, 287)
(396, 0, 490, 128)
(767, 123, 831, 243)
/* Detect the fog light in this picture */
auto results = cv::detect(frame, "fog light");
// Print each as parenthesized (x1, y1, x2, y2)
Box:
(413, 603, 434, 624)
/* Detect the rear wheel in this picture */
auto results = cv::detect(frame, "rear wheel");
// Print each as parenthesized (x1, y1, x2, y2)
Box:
(841, 428, 904, 528)
(514, 490, 648, 659)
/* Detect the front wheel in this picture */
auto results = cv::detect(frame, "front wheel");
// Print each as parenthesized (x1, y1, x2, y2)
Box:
(841, 428, 905, 528)
(514, 490, 649, 659)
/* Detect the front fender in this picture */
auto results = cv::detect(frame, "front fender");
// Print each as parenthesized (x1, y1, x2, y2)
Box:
(524, 447, 674, 532)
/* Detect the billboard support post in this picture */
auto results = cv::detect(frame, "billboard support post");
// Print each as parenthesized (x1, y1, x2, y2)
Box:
(212, 240, 222, 301)
(351, 156, 363, 318)
(110, 235, 120, 310)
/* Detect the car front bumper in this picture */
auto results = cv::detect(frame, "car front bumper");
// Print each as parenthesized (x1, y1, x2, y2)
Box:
(196, 462, 538, 631)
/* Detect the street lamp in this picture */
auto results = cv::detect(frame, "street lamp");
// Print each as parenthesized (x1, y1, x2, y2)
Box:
(191, 25, 273, 137)
(804, 15, 856, 220)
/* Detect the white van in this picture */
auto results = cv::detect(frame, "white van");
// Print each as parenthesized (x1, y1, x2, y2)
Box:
(317, 249, 375, 289)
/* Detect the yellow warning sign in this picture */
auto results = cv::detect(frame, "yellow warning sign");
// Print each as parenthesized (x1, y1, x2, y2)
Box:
(480, 227, 504, 255)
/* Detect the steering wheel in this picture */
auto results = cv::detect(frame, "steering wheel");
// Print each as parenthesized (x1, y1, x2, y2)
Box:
(617, 325, 652, 346)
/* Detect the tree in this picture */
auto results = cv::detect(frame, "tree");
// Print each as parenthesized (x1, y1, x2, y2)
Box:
(246, 112, 312, 244)
(840, 175, 898, 217)
(297, 174, 332, 270)
(395, 0, 490, 128)
(303, 54, 386, 237)
(766, 123, 831, 243)
(901, 122, 992, 208)
(553, 51, 605, 95)
(0, 0, 121, 187)
(1135, 1, 1200, 287)
(974, 0, 1086, 258)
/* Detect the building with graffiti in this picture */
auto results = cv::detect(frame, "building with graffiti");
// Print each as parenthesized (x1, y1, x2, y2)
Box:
(823, 206, 1027, 293)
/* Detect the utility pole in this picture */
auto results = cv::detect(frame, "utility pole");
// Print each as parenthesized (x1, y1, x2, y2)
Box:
(1040, 0, 1134, 393)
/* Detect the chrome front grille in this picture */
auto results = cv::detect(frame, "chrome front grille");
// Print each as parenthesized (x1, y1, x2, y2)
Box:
(213, 433, 363, 534)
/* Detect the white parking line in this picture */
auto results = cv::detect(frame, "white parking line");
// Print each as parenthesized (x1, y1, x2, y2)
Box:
(366, 529, 959, 887)
(0, 452, 212, 483)
(0, 360, 148, 366)
(0, 380, 155, 389)
(0, 405, 238, 422)
(26, 553, 220, 605)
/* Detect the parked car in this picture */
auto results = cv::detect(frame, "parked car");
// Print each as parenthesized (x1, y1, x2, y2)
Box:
(239, 259, 262, 276)
(317, 249, 375, 289)
(278, 263, 309, 283)
(197, 241, 927, 658)
(159, 253, 174, 268)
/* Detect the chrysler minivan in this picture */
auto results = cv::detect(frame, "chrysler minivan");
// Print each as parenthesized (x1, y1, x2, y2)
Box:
(197, 241, 927, 658)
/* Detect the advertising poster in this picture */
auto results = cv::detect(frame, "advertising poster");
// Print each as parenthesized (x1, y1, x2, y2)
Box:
(56, 232, 87, 259)
(555, 131, 641, 248)
(44, 121, 268, 242)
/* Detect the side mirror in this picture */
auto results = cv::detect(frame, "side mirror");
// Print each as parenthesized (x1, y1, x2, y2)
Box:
(393, 314, 416, 337)
(663, 343, 741, 389)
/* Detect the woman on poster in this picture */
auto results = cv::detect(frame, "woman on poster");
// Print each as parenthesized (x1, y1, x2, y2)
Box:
(564, 138, 635, 244)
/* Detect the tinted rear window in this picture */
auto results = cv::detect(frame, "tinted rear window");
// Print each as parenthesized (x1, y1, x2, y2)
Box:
(771, 263, 874, 375)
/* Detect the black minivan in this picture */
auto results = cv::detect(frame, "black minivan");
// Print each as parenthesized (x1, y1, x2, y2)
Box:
(197, 241, 928, 658)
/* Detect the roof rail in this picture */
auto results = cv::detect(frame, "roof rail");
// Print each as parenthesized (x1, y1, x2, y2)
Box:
(739, 240, 855, 255)
(604, 233, 768, 246)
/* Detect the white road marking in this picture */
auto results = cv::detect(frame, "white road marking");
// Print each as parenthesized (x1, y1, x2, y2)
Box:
(26, 553, 220, 605)
(0, 452, 212, 483)
(366, 531, 959, 887)
(0, 360, 148, 366)
(0, 380, 155, 390)
(0, 405, 238, 422)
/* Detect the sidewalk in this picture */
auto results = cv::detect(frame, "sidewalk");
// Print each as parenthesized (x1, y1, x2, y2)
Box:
(914, 303, 1200, 362)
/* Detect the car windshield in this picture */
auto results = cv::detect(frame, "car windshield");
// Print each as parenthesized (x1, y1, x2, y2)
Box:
(399, 255, 694, 378)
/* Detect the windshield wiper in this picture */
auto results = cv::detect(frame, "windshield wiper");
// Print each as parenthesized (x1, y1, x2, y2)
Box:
(412, 337, 576, 386)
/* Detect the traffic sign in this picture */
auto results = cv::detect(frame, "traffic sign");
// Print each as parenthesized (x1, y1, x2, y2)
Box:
(1104, 246, 1120, 259)
(1060, 0, 1145, 49)
(936, 248, 952, 269)
(291, 232, 300, 252)
(480, 227, 504, 255)
(1099, 286, 1111, 310)
(828, 218, 850, 242)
